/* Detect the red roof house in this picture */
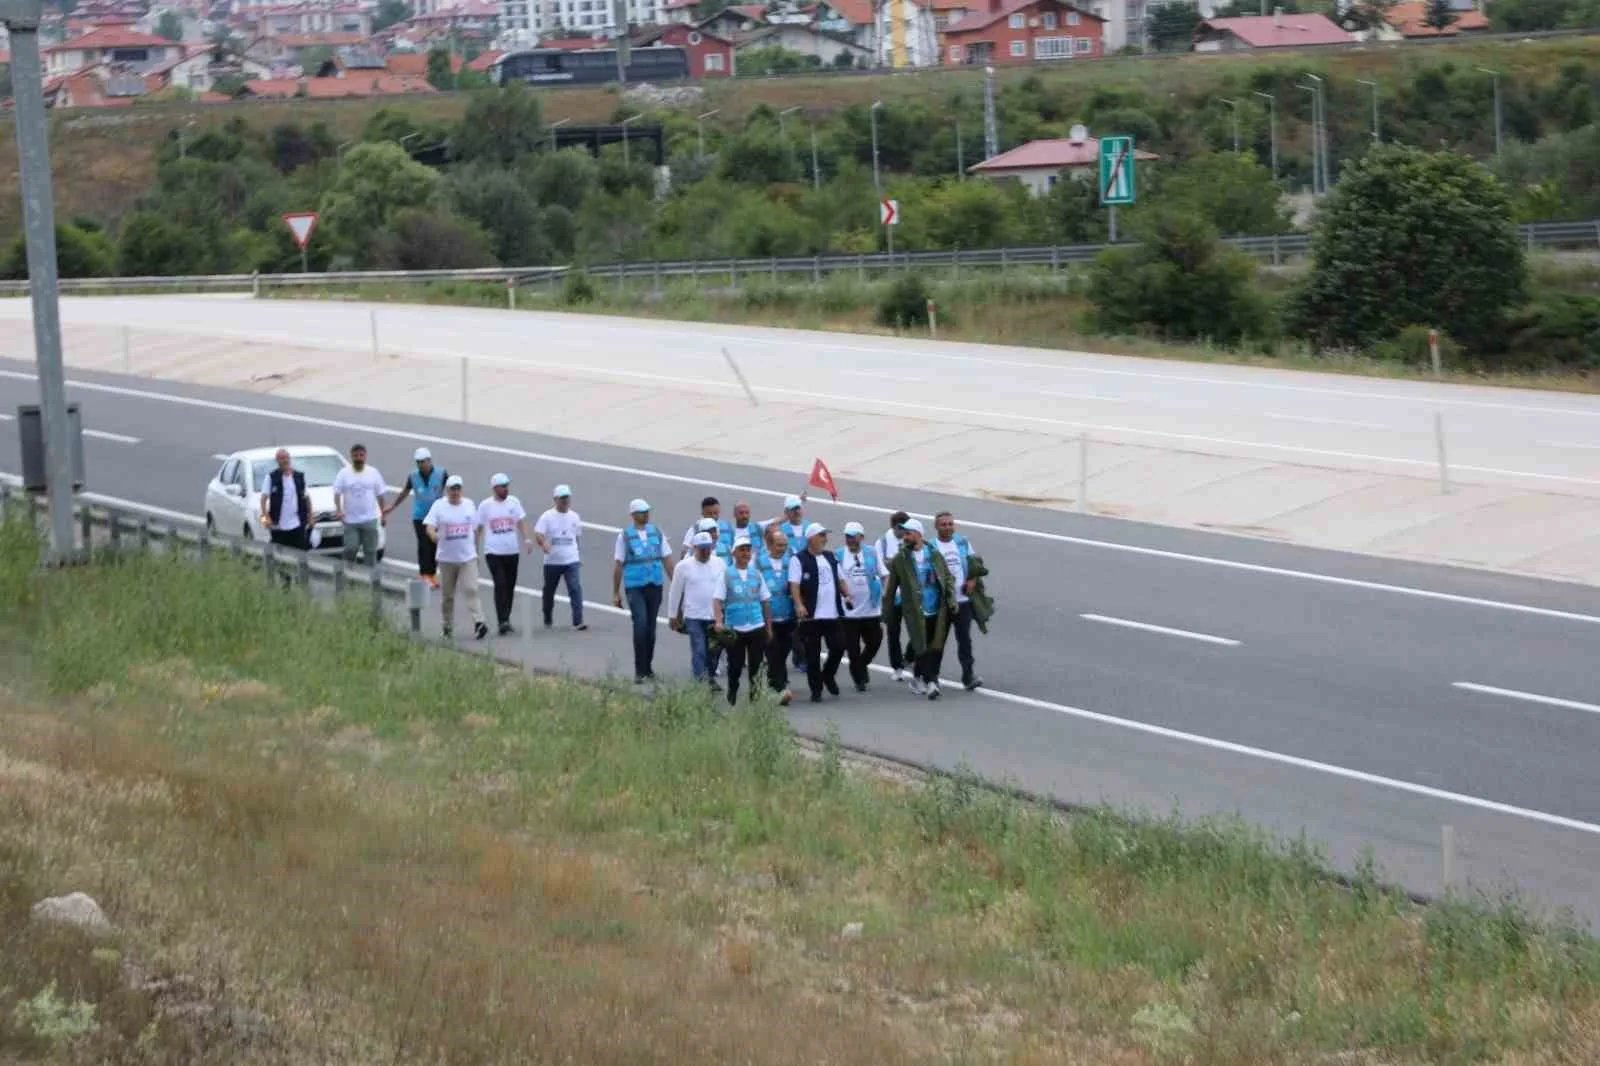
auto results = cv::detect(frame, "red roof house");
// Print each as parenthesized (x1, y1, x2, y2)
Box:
(633, 23, 735, 78)
(942, 0, 1103, 66)
(1192, 13, 1353, 51)
(44, 28, 184, 76)
(968, 129, 1158, 194)
(1381, 0, 1489, 37)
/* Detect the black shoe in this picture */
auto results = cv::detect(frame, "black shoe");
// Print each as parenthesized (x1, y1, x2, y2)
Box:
(498, 623, 513, 636)
(963, 675, 984, 691)
(474, 622, 488, 640)
(809, 692, 823, 703)
(543, 619, 553, 628)
(442, 626, 453, 639)
(855, 682, 869, 694)
(634, 675, 648, 685)
(575, 623, 589, 631)
(823, 676, 840, 697)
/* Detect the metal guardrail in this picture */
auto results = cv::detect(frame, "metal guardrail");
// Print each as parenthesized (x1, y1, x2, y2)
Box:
(0, 219, 1595, 297)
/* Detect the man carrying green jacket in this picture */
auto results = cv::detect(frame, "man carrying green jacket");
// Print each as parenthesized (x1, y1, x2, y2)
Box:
(881, 518, 958, 701)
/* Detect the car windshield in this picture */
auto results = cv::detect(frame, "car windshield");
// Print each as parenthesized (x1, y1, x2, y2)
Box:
(251, 454, 345, 490)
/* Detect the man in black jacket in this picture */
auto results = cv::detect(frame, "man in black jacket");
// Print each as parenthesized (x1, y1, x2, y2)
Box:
(259, 449, 311, 551)
(787, 522, 853, 703)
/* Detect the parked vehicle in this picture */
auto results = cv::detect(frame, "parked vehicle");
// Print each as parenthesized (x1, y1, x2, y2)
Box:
(494, 46, 689, 86)
(204, 445, 386, 559)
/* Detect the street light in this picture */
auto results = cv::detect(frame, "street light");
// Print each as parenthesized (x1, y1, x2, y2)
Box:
(177, 117, 196, 160)
(955, 116, 964, 181)
(809, 121, 821, 191)
(1300, 73, 1328, 196)
(778, 105, 801, 177)
(1476, 67, 1503, 157)
(621, 112, 643, 167)
(1356, 79, 1380, 143)
(336, 139, 353, 163)
(1219, 97, 1240, 154)
(548, 117, 571, 153)
(695, 108, 719, 161)
(400, 131, 421, 152)
(1252, 90, 1278, 180)
(870, 99, 883, 194)
(1, 0, 74, 560)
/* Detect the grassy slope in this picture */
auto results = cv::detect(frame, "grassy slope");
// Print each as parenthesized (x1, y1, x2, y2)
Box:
(2, 521, 1599, 1064)
(4, 35, 1598, 237)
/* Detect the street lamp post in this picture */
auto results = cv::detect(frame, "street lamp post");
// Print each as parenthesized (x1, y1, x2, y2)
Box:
(1252, 90, 1278, 180)
(1356, 79, 1380, 143)
(779, 105, 801, 176)
(2, 0, 75, 560)
(621, 112, 643, 168)
(955, 117, 964, 181)
(336, 139, 353, 163)
(548, 117, 571, 153)
(695, 109, 719, 161)
(870, 99, 883, 194)
(1219, 97, 1240, 154)
(809, 122, 821, 191)
(1477, 67, 1503, 157)
(1300, 74, 1328, 196)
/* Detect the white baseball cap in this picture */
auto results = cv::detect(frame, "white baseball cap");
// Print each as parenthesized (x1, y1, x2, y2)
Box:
(445, 474, 464, 489)
(413, 447, 432, 462)
(696, 517, 718, 532)
(692, 531, 714, 547)
(490, 472, 510, 487)
(733, 534, 753, 548)
(784, 495, 803, 510)
(842, 521, 865, 537)
(553, 484, 571, 497)
(901, 518, 924, 535)
(804, 522, 828, 539)
(629, 498, 650, 513)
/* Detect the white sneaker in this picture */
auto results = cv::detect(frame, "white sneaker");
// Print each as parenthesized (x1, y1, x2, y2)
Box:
(926, 681, 941, 701)
(907, 677, 927, 696)
(893, 668, 910, 682)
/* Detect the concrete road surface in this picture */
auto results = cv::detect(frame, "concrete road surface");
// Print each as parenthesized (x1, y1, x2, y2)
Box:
(2, 360, 1599, 927)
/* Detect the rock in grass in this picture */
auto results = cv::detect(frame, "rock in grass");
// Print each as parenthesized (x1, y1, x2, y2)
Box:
(840, 921, 864, 939)
(30, 892, 112, 935)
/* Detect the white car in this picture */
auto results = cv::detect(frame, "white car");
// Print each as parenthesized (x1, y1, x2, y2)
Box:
(205, 445, 386, 559)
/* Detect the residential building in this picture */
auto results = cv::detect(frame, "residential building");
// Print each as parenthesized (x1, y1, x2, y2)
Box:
(143, 45, 216, 92)
(733, 22, 872, 65)
(942, 0, 1104, 66)
(1378, 0, 1489, 37)
(250, 3, 372, 37)
(663, 0, 700, 24)
(244, 32, 369, 66)
(500, 0, 671, 39)
(698, 3, 770, 39)
(382, 50, 466, 76)
(44, 28, 185, 76)
(968, 128, 1158, 195)
(820, 0, 939, 66)
(1191, 12, 1352, 51)
(633, 23, 736, 76)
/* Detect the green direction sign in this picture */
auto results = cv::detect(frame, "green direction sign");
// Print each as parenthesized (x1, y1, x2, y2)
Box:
(1098, 135, 1136, 206)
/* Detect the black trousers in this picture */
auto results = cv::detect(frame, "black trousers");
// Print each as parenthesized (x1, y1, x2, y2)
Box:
(916, 614, 944, 684)
(883, 601, 904, 671)
(413, 519, 438, 577)
(269, 526, 308, 551)
(766, 620, 795, 693)
(485, 553, 519, 626)
(916, 605, 977, 684)
(798, 618, 845, 697)
(843, 617, 884, 688)
(725, 627, 769, 705)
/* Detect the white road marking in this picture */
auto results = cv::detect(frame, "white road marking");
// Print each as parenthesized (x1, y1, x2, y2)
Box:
(1535, 440, 1600, 451)
(211, 453, 228, 461)
(1081, 613, 1241, 647)
(0, 412, 12, 421)
(1453, 682, 1600, 716)
(844, 370, 927, 383)
(1264, 413, 1390, 430)
(11, 471, 1596, 840)
(84, 429, 140, 444)
(5, 372, 1600, 627)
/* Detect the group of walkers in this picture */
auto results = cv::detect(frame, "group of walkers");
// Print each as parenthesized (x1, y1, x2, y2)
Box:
(264, 443, 995, 705)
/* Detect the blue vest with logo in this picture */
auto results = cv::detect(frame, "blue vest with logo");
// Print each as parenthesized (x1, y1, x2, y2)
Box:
(834, 545, 882, 610)
(913, 545, 941, 616)
(716, 519, 735, 560)
(408, 467, 447, 521)
(780, 520, 806, 557)
(621, 524, 666, 589)
(758, 553, 795, 622)
(724, 566, 766, 631)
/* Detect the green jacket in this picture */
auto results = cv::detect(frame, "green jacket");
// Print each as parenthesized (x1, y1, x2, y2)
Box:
(882, 540, 956, 658)
(966, 553, 995, 634)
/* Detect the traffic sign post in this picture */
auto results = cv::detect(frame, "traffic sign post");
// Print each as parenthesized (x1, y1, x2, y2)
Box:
(880, 197, 898, 256)
(1098, 134, 1136, 243)
(281, 212, 318, 273)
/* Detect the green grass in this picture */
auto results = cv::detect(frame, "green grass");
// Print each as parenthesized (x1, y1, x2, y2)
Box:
(1, 518, 1598, 1065)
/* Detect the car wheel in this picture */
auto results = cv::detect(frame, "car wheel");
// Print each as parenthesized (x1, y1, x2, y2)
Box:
(205, 513, 215, 534)
(242, 523, 254, 541)
(376, 549, 385, 563)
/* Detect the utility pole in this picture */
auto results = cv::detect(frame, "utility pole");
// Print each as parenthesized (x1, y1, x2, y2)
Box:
(1477, 67, 1503, 157)
(982, 64, 999, 160)
(870, 99, 883, 194)
(611, 0, 629, 85)
(547, 116, 570, 154)
(955, 117, 964, 180)
(1300, 75, 1327, 196)
(1220, 97, 1240, 154)
(809, 122, 821, 190)
(1357, 78, 1380, 143)
(695, 109, 718, 161)
(1253, 90, 1278, 180)
(3, 0, 75, 561)
(621, 112, 642, 168)
(779, 105, 801, 177)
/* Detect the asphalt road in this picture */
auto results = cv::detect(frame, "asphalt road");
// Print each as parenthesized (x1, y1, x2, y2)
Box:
(8, 296, 1600, 495)
(4, 358, 1600, 926)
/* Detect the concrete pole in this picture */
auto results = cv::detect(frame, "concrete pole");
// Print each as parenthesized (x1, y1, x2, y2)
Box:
(5, 9, 76, 562)
(1358, 79, 1380, 143)
(870, 100, 883, 194)
(1253, 91, 1278, 180)
(982, 65, 999, 160)
(810, 123, 821, 191)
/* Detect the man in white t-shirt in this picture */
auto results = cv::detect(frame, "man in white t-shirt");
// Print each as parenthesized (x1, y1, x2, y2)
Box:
(476, 472, 531, 636)
(837, 521, 889, 694)
(423, 475, 486, 641)
(332, 442, 386, 567)
(877, 509, 912, 681)
(788, 523, 852, 703)
(534, 483, 586, 631)
(933, 511, 982, 691)
(667, 531, 727, 684)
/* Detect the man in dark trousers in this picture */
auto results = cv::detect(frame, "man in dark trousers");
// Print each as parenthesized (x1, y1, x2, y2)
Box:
(258, 448, 311, 551)
(788, 522, 853, 703)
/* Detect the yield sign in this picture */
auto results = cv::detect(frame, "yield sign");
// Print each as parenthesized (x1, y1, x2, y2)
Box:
(281, 212, 318, 249)
(880, 198, 899, 226)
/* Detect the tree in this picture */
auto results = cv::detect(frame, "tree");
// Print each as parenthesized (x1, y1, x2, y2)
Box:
(372, 209, 497, 270)
(1088, 210, 1269, 345)
(1422, 0, 1457, 30)
(450, 85, 545, 166)
(1293, 144, 1524, 352)
(1152, 152, 1291, 236)
(318, 142, 439, 262)
(1146, 1, 1201, 51)
(445, 164, 545, 264)
(425, 48, 455, 91)
(154, 10, 184, 41)
(922, 180, 1019, 250)
(116, 211, 205, 275)
(1, 223, 116, 279)
(735, 46, 822, 76)
(372, 0, 412, 32)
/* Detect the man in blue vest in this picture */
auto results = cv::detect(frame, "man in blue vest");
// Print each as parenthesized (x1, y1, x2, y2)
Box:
(611, 498, 676, 684)
(760, 493, 809, 674)
(383, 447, 447, 588)
(682, 496, 735, 559)
(758, 525, 796, 706)
(788, 522, 852, 703)
(836, 521, 887, 693)
(877, 510, 911, 681)
(717, 535, 773, 707)
(932, 511, 983, 691)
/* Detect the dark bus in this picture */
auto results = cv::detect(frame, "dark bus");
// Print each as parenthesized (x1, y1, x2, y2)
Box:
(494, 46, 689, 86)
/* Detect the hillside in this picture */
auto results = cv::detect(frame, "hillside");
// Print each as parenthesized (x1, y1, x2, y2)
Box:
(2, 33, 1597, 237)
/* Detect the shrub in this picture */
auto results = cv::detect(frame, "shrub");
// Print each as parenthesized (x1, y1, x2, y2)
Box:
(1499, 291, 1600, 369)
(562, 269, 598, 306)
(1372, 324, 1462, 367)
(876, 273, 932, 330)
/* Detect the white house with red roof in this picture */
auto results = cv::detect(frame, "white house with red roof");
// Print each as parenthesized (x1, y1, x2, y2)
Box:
(1192, 12, 1352, 51)
(44, 28, 184, 76)
(968, 126, 1158, 195)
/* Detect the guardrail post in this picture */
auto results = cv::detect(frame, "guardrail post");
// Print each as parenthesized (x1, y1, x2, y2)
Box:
(1001, 247, 1009, 273)
(198, 529, 209, 559)
(506, 278, 516, 310)
(1527, 227, 1535, 254)
(1594, 221, 1600, 249)
(770, 257, 778, 282)
(407, 578, 428, 638)
(137, 519, 150, 551)
(108, 515, 121, 552)
(858, 253, 865, 283)
(730, 258, 738, 289)
(653, 260, 662, 295)
(1272, 235, 1282, 267)
(0, 483, 9, 522)
(1050, 246, 1060, 274)
(251, 271, 260, 299)
(691, 257, 699, 283)
(263, 541, 277, 587)
(297, 553, 311, 587)
(333, 559, 347, 596)
(953, 247, 961, 281)
(370, 571, 384, 625)
(79, 506, 92, 562)
(812, 255, 821, 285)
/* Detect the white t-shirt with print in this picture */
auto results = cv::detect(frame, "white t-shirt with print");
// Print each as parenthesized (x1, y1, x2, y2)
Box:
(477, 495, 526, 556)
(424, 498, 479, 565)
(935, 536, 971, 604)
(333, 465, 385, 525)
(838, 547, 887, 620)
(788, 552, 841, 621)
(536, 508, 583, 566)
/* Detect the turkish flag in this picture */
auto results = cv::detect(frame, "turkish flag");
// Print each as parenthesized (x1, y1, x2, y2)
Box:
(808, 458, 838, 501)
